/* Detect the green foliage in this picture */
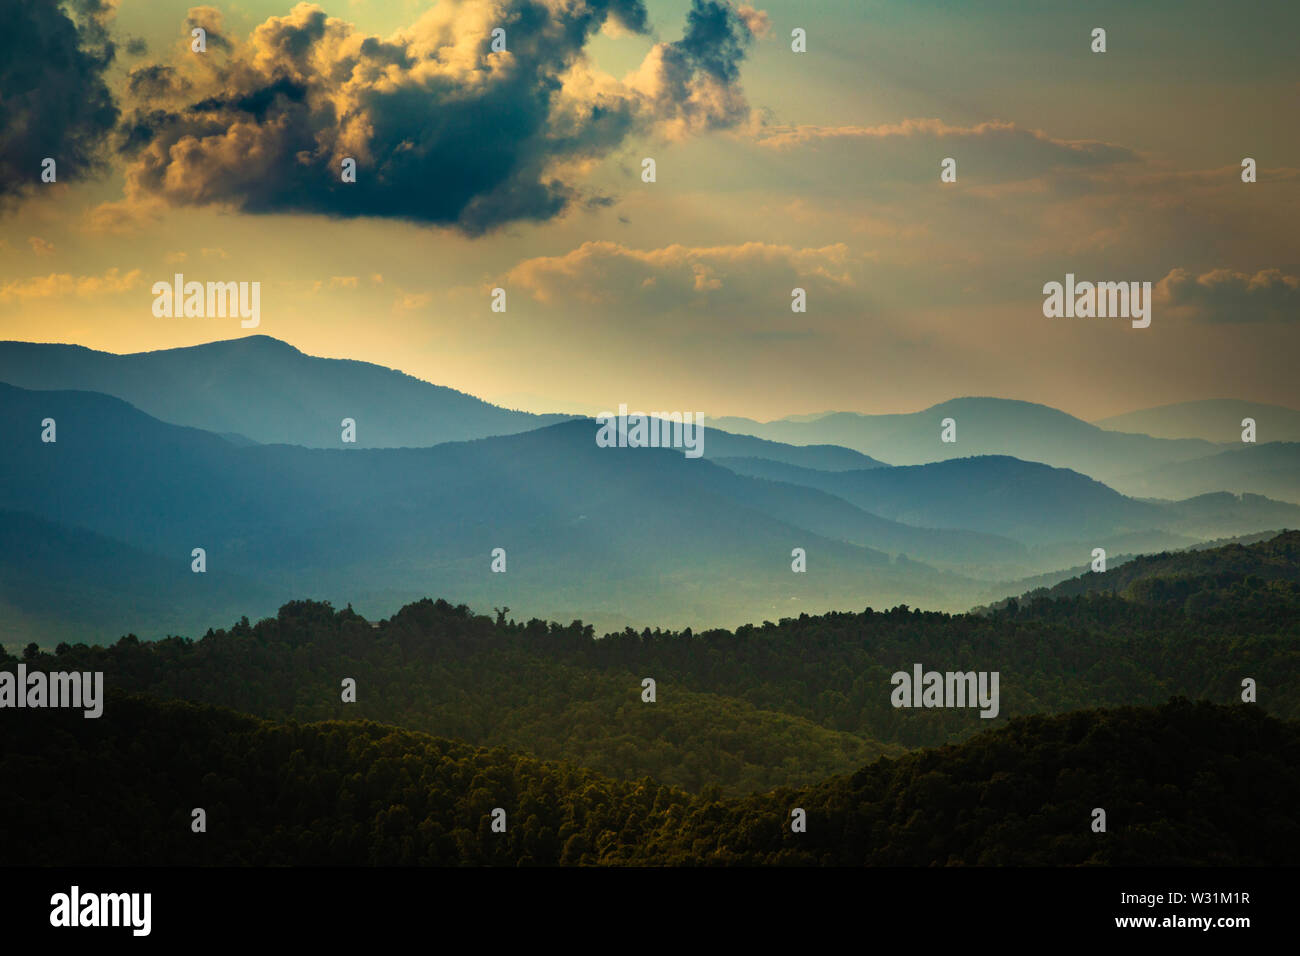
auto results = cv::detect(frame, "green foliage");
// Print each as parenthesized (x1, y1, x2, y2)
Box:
(641, 698, 1300, 866)
(1, 696, 1293, 866)
(8, 531, 1297, 793)
(1014, 529, 1300, 614)
(3, 533, 1298, 865)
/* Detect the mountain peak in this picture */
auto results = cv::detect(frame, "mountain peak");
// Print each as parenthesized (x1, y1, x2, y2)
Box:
(168, 334, 303, 356)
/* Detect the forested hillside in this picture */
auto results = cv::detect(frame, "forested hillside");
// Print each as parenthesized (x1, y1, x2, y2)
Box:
(3, 533, 1295, 867)
(8, 533, 1296, 794)
(1, 696, 1292, 866)
(1008, 529, 1300, 620)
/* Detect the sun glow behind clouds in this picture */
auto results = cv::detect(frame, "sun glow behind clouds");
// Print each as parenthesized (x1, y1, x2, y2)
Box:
(0, 0, 1297, 418)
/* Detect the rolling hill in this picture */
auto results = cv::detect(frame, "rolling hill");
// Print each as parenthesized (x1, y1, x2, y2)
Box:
(1007, 528, 1300, 614)
(15, 531, 1300, 789)
(1115, 442, 1300, 504)
(1096, 399, 1300, 443)
(2, 693, 1293, 865)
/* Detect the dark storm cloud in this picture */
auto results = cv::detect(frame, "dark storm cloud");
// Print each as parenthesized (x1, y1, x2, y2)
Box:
(642, 0, 754, 133)
(118, 0, 759, 235)
(127, 64, 191, 100)
(678, 0, 749, 84)
(0, 0, 119, 207)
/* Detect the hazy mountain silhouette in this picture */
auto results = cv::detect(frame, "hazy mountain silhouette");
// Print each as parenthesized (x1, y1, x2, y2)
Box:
(8, 377, 1297, 640)
(700, 459, 1026, 565)
(699, 429, 888, 470)
(711, 397, 1219, 485)
(1115, 442, 1300, 504)
(718, 454, 1298, 541)
(1096, 399, 1300, 443)
(0, 508, 278, 646)
(0, 336, 572, 447)
(1, 382, 995, 639)
(4, 328, 1295, 641)
(717, 454, 1300, 572)
(0, 336, 897, 473)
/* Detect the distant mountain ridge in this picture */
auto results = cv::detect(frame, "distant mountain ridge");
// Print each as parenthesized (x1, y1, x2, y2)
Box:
(6, 375, 1300, 641)
(4, 336, 1297, 640)
(6, 338, 1290, 505)
(715, 455, 1300, 567)
(0, 382, 996, 639)
(1096, 399, 1300, 443)
(712, 397, 1224, 488)
(1116, 442, 1300, 505)
(0, 337, 888, 472)
(0, 336, 572, 448)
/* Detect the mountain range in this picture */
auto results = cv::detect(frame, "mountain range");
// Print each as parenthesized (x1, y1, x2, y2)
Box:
(1, 336, 1296, 644)
(1095, 399, 1300, 444)
(710, 399, 1220, 486)
(0, 381, 991, 640)
(713, 400, 1300, 504)
(0, 336, 569, 448)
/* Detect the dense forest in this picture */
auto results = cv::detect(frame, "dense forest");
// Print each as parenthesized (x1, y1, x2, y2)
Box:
(5, 532, 1296, 794)
(1, 532, 1296, 864)
(1007, 528, 1300, 616)
(6, 595, 1294, 791)
(0, 695, 1293, 865)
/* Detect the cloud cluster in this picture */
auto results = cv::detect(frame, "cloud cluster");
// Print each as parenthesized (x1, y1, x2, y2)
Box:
(115, 0, 760, 234)
(185, 5, 233, 52)
(0, 0, 120, 208)
(0, 266, 142, 303)
(505, 240, 856, 312)
(1155, 267, 1300, 323)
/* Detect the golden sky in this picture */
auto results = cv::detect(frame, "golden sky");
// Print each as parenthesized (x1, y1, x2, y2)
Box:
(2, 0, 1298, 420)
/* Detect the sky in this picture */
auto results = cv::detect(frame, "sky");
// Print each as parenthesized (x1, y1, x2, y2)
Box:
(2, 0, 1298, 420)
